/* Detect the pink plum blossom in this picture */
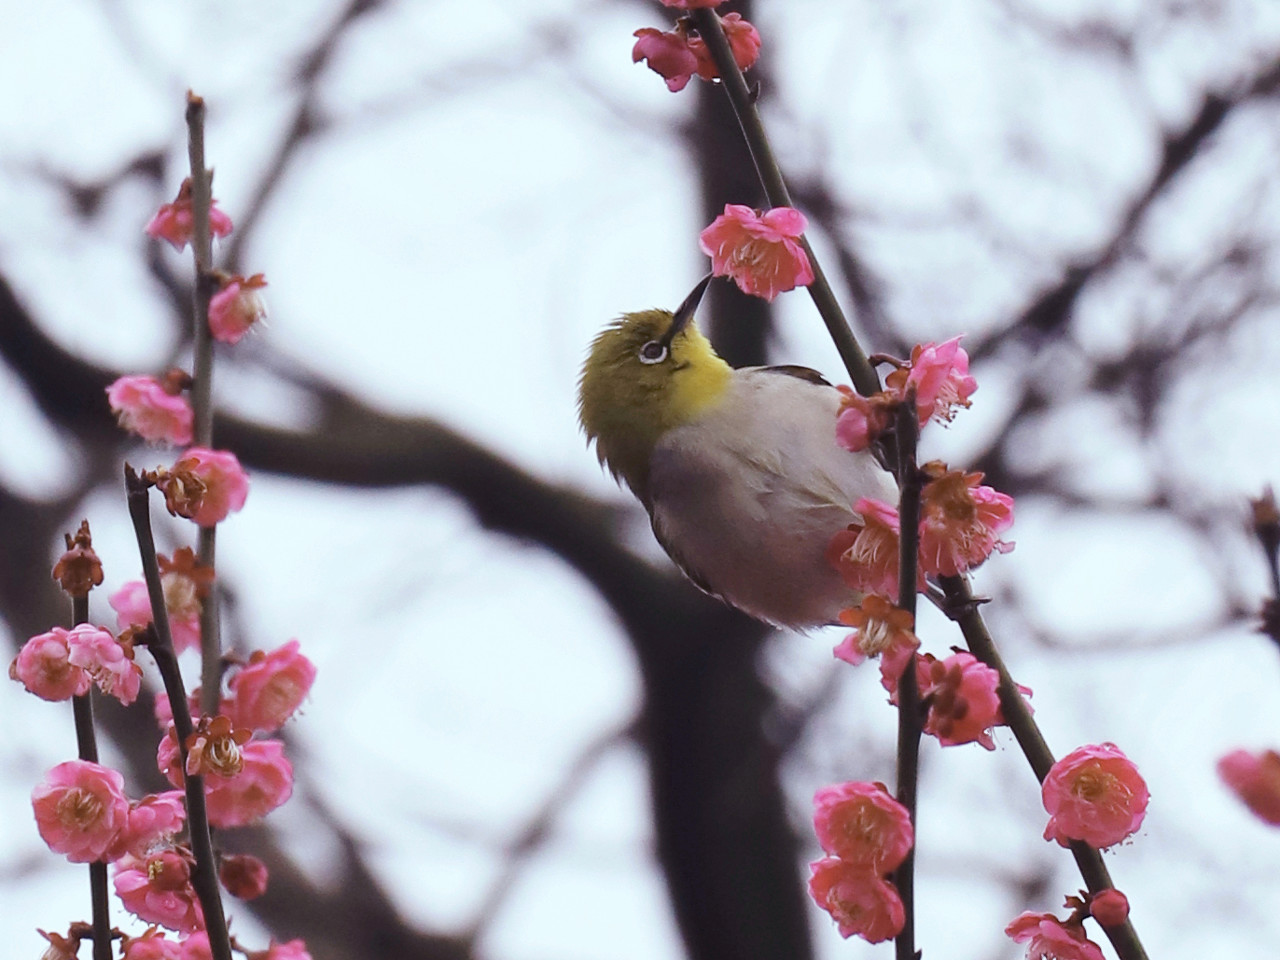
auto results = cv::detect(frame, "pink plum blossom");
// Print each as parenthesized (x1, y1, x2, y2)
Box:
(204, 738, 294, 828)
(917, 463, 1014, 578)
(122, 928, 184, 960)
(108, 791, 187, 860)
(225, 639, 317, 733)
(160, 447, 249, 527)
(812, 781, 913, 870)
(253, 940, 313, 960)
(807, 858, 905, 943)
(179, 932, 212, 960)
(688, 13, 762, 80)
(114, 850, 204, 932)
(10, 627, 91, 701)
(107, 375, 193, 445)
(632, 27, 699, 92)
(699, 204, 814, 301)
(826, 498, 904, 602)
(208, 273, 267, 344)
(834, 385, 898, 454)
(110, 579, 202, 656)
(1042, 743, 1149, 849)
(892, 336, 978, 427)
(32, 760, 130, 863)
(65, 622, 142, 705)
(1089, 889, 1130, 928)
(916, 651, 1004, 750)
(1005, 911, 1105, 960)
(1217, 748, 1280, 825)
(832, 595, 918, 669)
(145, 179, 233, 251)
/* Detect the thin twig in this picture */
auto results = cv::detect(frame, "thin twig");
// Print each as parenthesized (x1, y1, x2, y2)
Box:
(688, 8, 880, 398)
(124, 467, 233, 960)
(892, 395, 922, 960)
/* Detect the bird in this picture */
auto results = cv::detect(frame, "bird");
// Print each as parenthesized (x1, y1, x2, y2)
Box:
(578, 276, 899, 630)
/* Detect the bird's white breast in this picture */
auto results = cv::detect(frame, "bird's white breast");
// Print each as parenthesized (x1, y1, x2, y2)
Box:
(648, 369, 898, 629)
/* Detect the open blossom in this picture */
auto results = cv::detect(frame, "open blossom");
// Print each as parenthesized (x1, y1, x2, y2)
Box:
(699, 205, 814, 302)
(185, 715, 253, 779)
(688, 13, 762, 80)
(208, 273, 267, 344)
(66, 623, 142, 706)
(827, 498, 904, 601)
(1042, 743, 1149, 849)
(107, 375, 194, 445)
(633, 27, 700, 92)
(1005, 911, 1105, 960)
(32, 760, 130, 863)
(834, 385, 899, 455)
(110, 579, 202, 655)
(916, 651, 1004, 749)
(10, 627, 91, 701)
(1217, 748, 1280, 825)
(145, 179, 233, 251)
(886, 336, 978, 427)
(160, 447, 249, 527)
(918, 462, 1014, 578)
(812, 781, 913, 870)
(180, 932, 213, 960)
(808, 858, 905, 943)
(122, 928, 183, 960)
(220, 853, 269, 900)
(114, 850, 204, 932)
(204, 739, 295, 828)
(833, 595, 919, 671)
(108, 791, 187, 860)
(225, 639, 317, 733)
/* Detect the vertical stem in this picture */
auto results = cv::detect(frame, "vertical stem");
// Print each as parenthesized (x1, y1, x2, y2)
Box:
(688, 8, 880, 397)
(185, 91, 224, 718)
(69, 594, 112, 960)
(125, 469, 234, 960)
(892, 397, 922, 960)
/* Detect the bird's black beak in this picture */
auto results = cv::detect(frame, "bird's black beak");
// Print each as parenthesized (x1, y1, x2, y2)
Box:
(661, 274, 713, 349)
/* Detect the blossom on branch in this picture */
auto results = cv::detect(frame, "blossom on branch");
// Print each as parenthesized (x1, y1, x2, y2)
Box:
(159, 447, 249, 527)
(31, 760, 130, 863)
(833, 595, 919, 668)
(1217, 748, 1280, 825)
(812, 781, 913, 870)
(915, 651, 1004, 749)
(1042, 743, 1149, 849)
(107, 375, 194, 446)
(826, 498, 907, 601)
(632, 27, 699, 92)
(224, 639, 317, 733)
(65, 622, 143, 705)
(10, 628, 91, 701)
(1005, 910, 1105, 960)
(1088, 888, 1130, 928)
(917, 461, 1014, 578)
(145, 178, 233, 251)
(699, 204, 814, 301)
(114, 849, 204, 932)
(220, 853, 269, 900)
(208, 273, 268, 344)
(807, 858, 905, 943)
(121, 928, 183, 960)
(688, 13, 762, 81)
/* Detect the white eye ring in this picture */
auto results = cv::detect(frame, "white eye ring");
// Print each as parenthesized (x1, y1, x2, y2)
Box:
(638, 340, 668, 364)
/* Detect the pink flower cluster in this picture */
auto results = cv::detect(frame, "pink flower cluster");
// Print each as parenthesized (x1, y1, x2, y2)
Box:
(807, 782, 911, 942)
(10, 624, 142, 705)
(633, 11, 760, 93)
(699, 204, 813, 302)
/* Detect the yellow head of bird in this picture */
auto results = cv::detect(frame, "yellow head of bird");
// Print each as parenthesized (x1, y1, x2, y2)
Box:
(578, 277, 731, 500)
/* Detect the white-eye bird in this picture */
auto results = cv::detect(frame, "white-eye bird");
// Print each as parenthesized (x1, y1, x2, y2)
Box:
(578, 277, 898, 630)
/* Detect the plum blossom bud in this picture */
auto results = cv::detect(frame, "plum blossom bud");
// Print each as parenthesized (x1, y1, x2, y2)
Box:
(114, 849, 204, 932)
(10, 628, 91, 701)
(65, 623, 142, 706)
(31, 760, 130, 862)
(145, 179, 233, 251)
(1042, 743, 1149, 849)
(699, 204, 814, 302)
(225, 639, 317, 733)
(159, 447, 249, 527)
(812, 781, 913, 871)
(807, 858, 905, 943)
(220, 853, 269, 900)
(107, 375, 194, 446)
(1217, 748, 1280, 825)
(208, 273, 267, 344)
(52, 521, 104, 596)
(39, 930, 81, 960)
(1088, 888, 1130, 927)
(632, 27, 699, 92)
(1005, 911, 1105, 960)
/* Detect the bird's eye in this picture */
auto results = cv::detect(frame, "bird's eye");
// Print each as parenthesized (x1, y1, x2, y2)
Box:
(638, 341, 668, 365)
